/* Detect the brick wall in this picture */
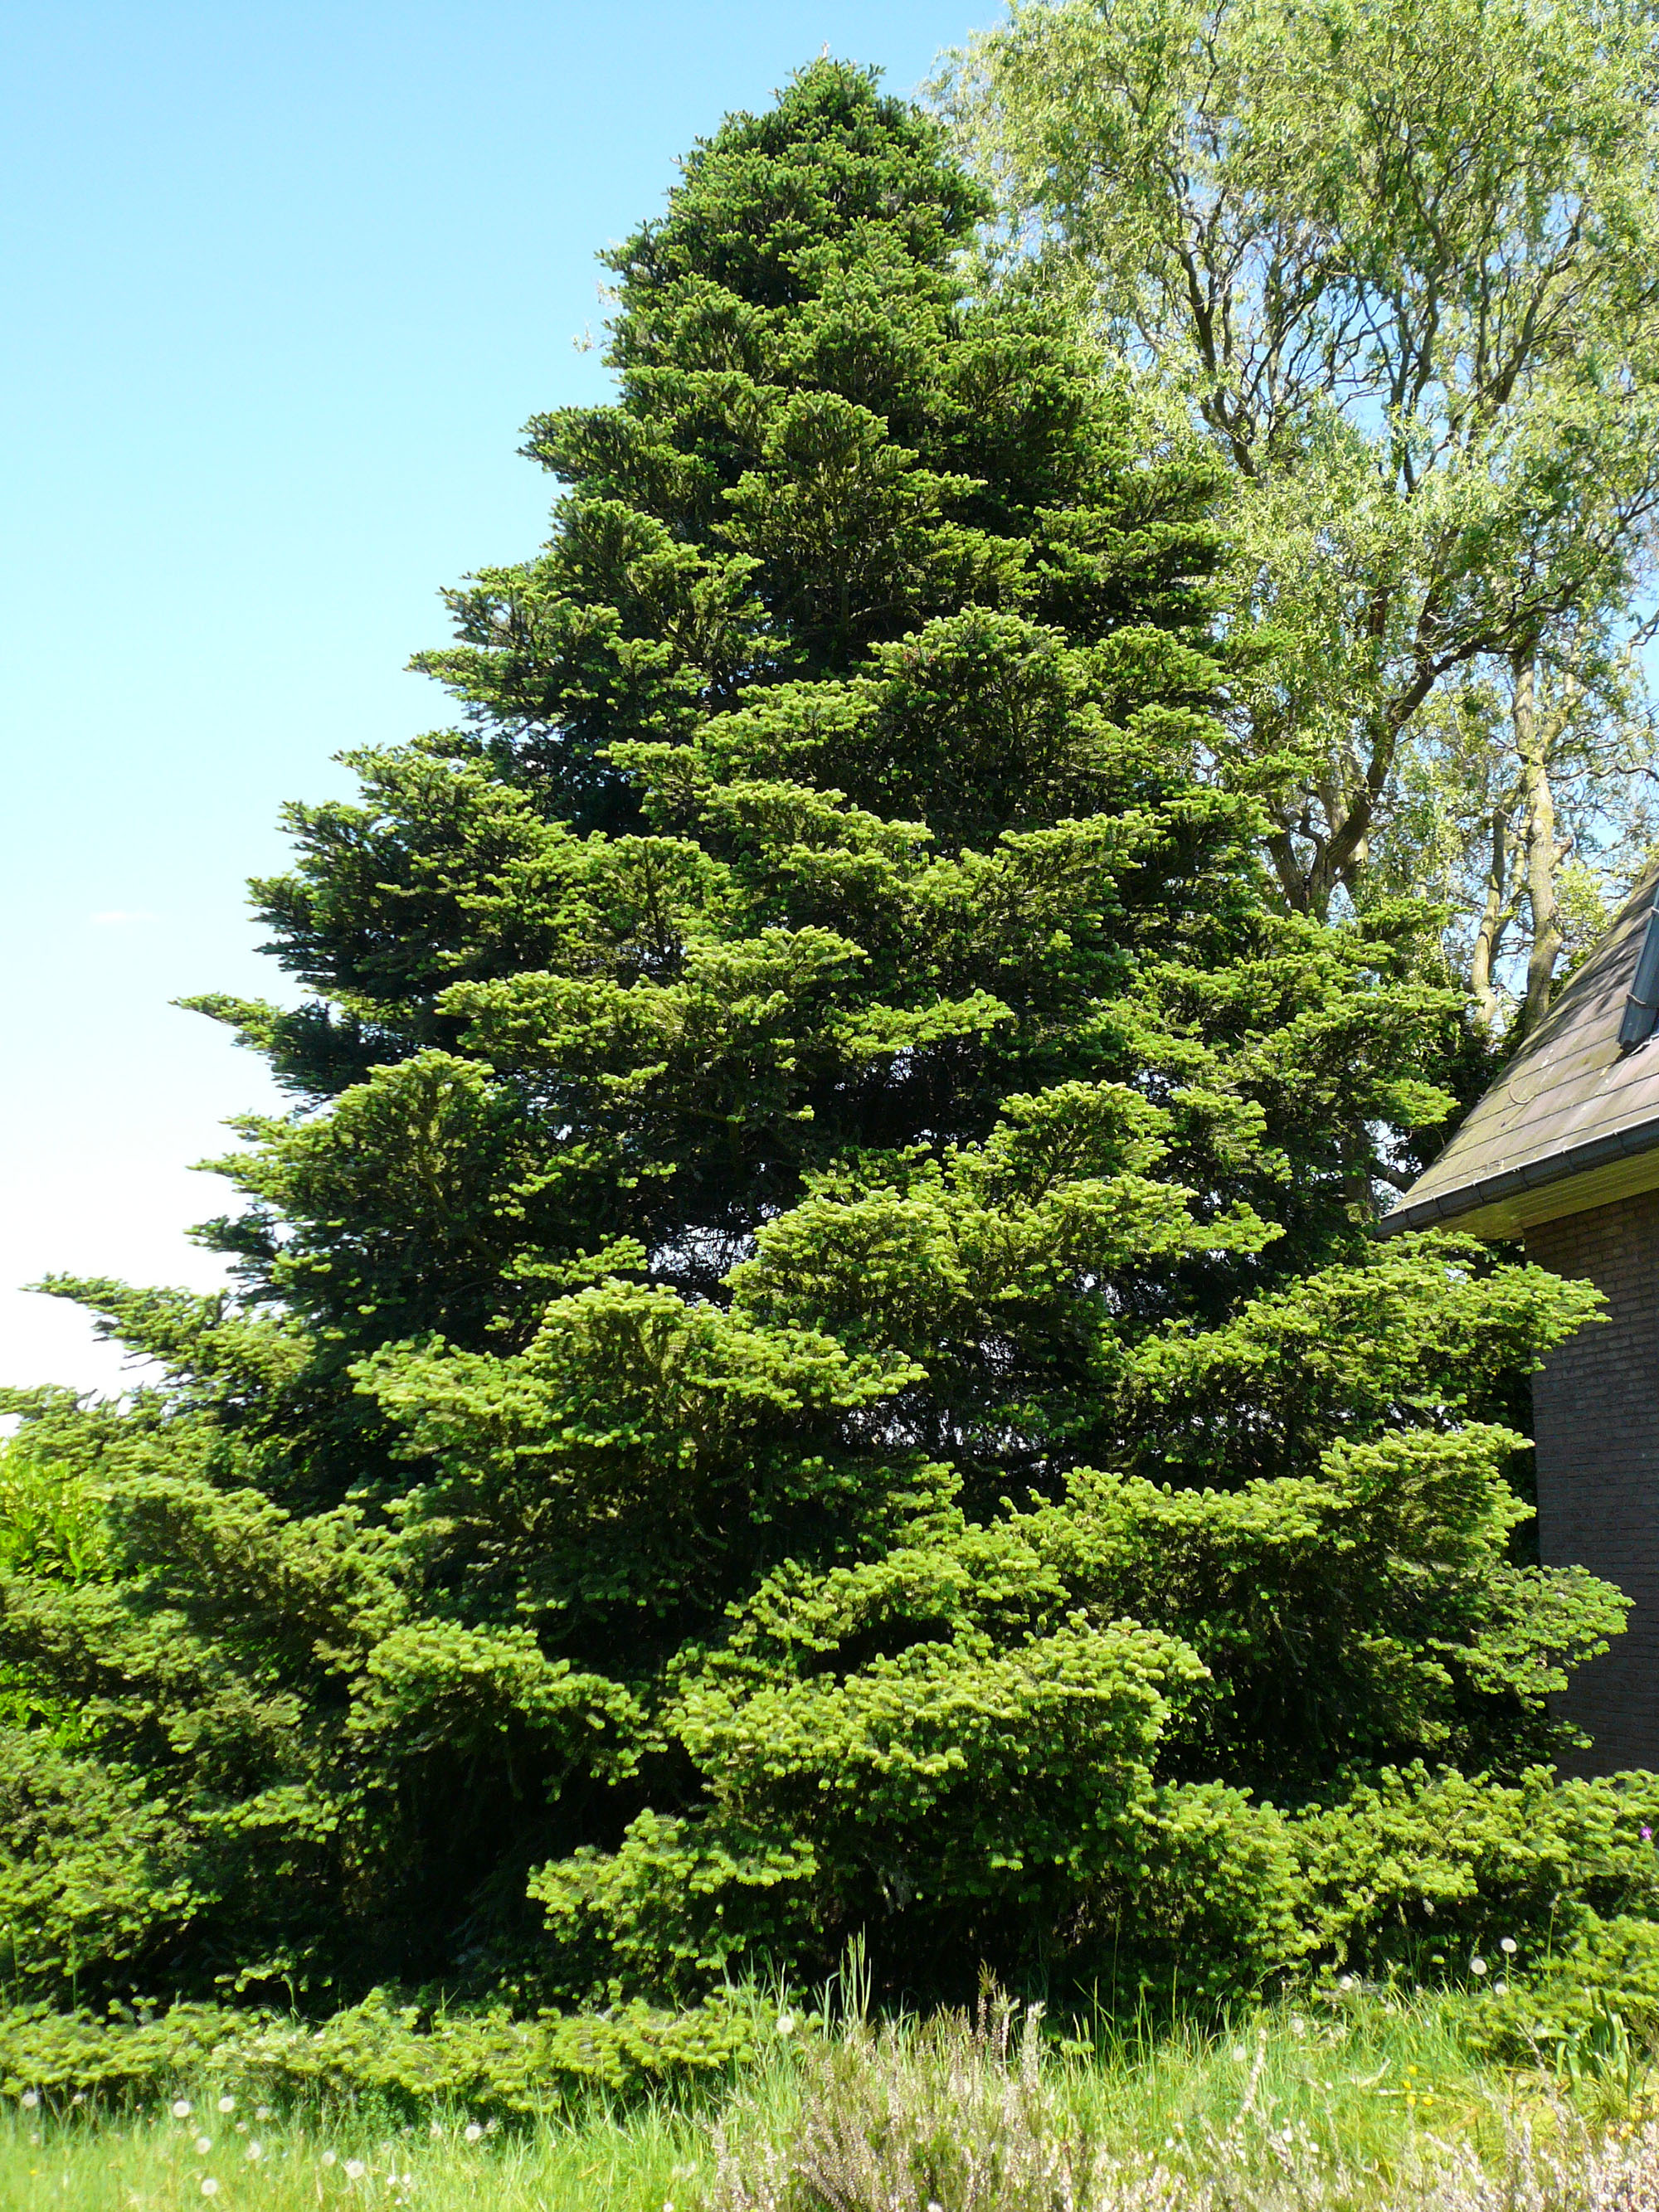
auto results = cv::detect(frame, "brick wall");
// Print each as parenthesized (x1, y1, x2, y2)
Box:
(1526, 1188, 1659, 1772)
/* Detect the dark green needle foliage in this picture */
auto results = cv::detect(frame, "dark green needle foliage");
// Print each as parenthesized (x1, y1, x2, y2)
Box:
(0, 64, 1637, 2023)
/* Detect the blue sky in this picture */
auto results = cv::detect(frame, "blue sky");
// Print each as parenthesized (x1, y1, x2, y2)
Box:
(1, 0, 987, 1396)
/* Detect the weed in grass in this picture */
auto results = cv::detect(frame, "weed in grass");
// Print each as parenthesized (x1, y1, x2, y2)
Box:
(712, 1989, 1103, 2212)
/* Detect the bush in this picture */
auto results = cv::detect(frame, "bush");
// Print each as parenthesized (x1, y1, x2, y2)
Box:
(0, 1987, 758, 2117)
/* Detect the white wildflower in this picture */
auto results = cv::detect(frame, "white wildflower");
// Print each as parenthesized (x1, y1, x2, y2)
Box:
(201, 2185, 220, 2201)
(1494, 1980, 1510, 1996)
(1231, 2044, 1247, 2063)
(464, 2122, 484, 2143)
(322, 2150, 338, 2166)
(1501, 1937, 1518, 1954)
(255, 2105, 270, 2121)
(247, 2141, 263, 2161)
(71, 2092, 85, 2105)
(1337, 1975, 1355, 1991)
(346, 2159, 367, 2180)
(1290, 2015, 1307, 2036)
(173, 2098, 193, 2118)
(1470, 1956, 1487, 1976)
(430, 2120, 444, 2137)
(195, 2137, 213, 2155)
(776, 2010, 796, 2038)
(19, 2091, 38, 2111)
(216, 2094, 235, 2114)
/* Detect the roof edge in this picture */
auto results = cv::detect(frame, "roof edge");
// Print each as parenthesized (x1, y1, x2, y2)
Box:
(1375, 1108, 1659, 1239)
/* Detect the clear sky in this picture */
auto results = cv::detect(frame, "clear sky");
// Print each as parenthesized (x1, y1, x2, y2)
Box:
(1, 0, 989, 1397)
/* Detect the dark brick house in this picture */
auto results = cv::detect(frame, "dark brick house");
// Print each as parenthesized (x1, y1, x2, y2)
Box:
(1381, 867, 1659, 1772)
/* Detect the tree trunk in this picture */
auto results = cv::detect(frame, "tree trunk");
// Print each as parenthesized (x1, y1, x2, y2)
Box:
(1470, 805, 1511, 1033)
(1515, 649, 1564, 1033)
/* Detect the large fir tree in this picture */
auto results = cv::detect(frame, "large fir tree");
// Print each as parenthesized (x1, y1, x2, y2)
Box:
(0, 64, 1632, 2012)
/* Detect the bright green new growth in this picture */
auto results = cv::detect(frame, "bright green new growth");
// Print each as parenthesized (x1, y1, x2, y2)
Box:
(0, 61, 1643, 2023)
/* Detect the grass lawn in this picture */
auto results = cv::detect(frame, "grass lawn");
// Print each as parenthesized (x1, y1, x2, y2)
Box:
(0, 1990, 1642, 2210)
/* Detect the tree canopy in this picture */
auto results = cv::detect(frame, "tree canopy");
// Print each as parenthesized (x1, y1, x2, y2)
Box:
(943, 0, 1659, 1020)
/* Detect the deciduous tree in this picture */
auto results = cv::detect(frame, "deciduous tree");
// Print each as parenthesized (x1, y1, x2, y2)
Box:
(942, 0, 1659, 1003)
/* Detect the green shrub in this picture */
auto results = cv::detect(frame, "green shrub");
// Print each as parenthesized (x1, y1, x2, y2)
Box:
(0, 1987, 758, 2116)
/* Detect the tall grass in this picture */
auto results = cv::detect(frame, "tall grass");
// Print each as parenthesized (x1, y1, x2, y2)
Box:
(708, 1986, 1538, 2210)
(0, 2090, 705, 2210)
(0, 1988, 1647, 2211)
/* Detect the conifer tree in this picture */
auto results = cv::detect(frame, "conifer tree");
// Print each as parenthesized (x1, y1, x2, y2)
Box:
(0, 64, 1628, 2011)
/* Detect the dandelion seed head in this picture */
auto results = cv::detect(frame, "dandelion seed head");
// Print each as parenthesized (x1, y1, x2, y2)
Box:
(322, 2150, 338, 2166)
(19, 2092, 38, 2110)
(71, 2092, 85, 2106)
(1501, 1937, 1517, 1954)
(1231, 2044, 1248, 2063)
(173, 2099, 192, 2119)
(216, 2095, 235, 2114)
(346, 2158, 367, 2180)
(247, 2142, 263, 2161)
(1495, 1980, 1510, 1996)
(201, 2184, 219, 2200)
(255, 2106, 270, 2121)
(1471, 1956, 1487, 1976)
(776, 2010, 796, 2037)
(464, 2122, 483, 2143)
(430, 2120, 444, 2137)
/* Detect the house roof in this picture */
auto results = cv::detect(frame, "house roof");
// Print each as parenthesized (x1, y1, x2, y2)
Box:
(1379, 862, 1659, 1240)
